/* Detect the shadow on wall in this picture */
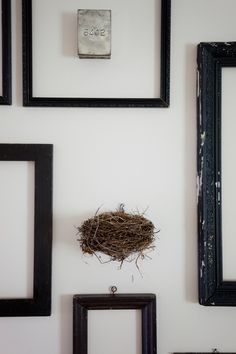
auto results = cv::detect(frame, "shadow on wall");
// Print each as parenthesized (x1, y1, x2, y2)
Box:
(56, 213, 92, 354)
(60, 294, 73, 354)
(184, 43, 198, 304)
(62, 12, 77, 57)
(54, 211, 93, 243)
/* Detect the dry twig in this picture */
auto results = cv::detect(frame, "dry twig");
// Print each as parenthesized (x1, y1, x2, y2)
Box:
(77, 208, 156, 266)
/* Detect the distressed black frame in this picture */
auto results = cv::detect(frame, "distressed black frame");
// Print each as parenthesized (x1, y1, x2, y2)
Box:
(0, 144, 53, 316)
(0, 0, 11, 104)
(73, 294, 156, 354)
(22, 0, 171, 107)
(197, 42, 236, 306)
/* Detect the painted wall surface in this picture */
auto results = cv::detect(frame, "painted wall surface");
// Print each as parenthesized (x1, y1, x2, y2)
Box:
(221, 68, 236, 282)
(1, 0, 236, 353)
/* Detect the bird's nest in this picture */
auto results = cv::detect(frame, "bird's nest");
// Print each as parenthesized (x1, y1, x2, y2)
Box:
(77, 208, 157, 267)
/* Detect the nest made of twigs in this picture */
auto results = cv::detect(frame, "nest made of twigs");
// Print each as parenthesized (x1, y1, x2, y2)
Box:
(77, 208, 156, 265)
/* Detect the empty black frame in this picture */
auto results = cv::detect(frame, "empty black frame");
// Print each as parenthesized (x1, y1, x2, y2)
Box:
(0, 144, 53, 316)
(22, 0, 171, 107)
(0, 0, 11, 105)
(73, 294, 156, 354)
(197, 42, 236, 306)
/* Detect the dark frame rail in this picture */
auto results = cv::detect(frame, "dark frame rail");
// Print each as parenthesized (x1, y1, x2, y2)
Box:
(22, 0, 171, 107)
(0, 0, 11, 105)
(0, 144, 53, 316)
(197, 42, 236, 306)
(73, 293, 156, 354)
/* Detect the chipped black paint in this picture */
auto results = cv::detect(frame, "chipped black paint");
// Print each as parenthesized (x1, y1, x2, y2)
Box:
(197, 42, 236, 306)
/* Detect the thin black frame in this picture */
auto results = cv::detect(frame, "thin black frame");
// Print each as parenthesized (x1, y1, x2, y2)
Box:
(22, 0, 171, 107)
(0, 0, 12, 105)
(73, 294, 156, 354)
(197, 42, 236, 306)
(0, 144, 53, 316)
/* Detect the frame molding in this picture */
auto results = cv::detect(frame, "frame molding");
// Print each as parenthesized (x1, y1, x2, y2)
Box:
(73, 293, 156, 354)
(197, 42, 236, 306)
(0, 144, 53, 316)
(0, 0, 12, 105)
(22, 0, 171, 107)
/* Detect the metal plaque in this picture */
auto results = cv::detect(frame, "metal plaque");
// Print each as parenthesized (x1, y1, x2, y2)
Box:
(77, 9, 111, 59)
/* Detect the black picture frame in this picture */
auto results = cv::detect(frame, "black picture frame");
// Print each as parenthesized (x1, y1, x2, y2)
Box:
(0, 144, 53, 316)
(197, 42, 236, 306)
(0, 0, 12, 105)
(73, 293, 156, 354)
(22, 0, 171, 107)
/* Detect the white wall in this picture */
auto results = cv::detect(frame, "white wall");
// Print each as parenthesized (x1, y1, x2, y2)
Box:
(1, 0, 236, 353)
(221, 68, 236, 281)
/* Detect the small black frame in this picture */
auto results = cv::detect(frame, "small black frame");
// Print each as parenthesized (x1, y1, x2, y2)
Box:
(0, 0, 12, 105)
(0, 144, 53, 316)
(73, 293, 156, 354)
(22, 0, 171, 107)
(197, 42, 236, 306)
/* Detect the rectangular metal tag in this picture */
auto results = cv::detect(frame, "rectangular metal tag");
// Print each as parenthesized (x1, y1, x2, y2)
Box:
(77, 9, 111, 59)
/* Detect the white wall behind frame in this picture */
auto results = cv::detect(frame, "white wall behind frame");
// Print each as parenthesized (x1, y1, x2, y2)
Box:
(0, 161, 34, 298)
(1, 0, 236, 354)
(221, 68, 236, 281)
(88, 310, 141, 354)
(32, 0, 160, 98)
